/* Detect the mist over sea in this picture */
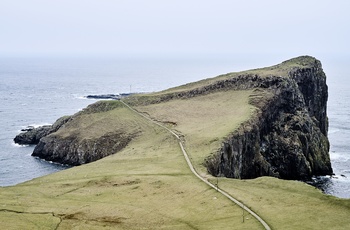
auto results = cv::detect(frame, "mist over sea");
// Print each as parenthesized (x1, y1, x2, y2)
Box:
(0, 55, 349, 198)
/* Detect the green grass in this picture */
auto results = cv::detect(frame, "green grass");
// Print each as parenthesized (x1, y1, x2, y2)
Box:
(128, 83, 350, 229)
(132, 90, 255, 174)
(1, 56, 349, 229)
(0, 102, 261, 229)
(212, 177, 350, 230)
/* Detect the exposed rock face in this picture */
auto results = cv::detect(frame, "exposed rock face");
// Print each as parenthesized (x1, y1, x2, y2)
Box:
(205, 57, 332, 180)
(32, 131, 133, 165)
(30, 101, 136, 165)
(14, 116, 71, 145)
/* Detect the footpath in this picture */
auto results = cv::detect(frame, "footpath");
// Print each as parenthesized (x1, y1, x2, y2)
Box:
(121, 101, 271, 230)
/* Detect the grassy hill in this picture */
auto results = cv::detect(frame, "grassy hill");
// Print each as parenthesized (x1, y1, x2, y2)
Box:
(1, 56, 349, 229)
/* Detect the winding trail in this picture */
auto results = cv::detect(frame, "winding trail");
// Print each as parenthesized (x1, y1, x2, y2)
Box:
(121, 101, 271, 230)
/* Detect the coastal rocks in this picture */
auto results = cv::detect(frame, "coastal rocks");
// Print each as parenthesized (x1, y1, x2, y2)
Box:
(14, 116, 71, 145)
(86, 94, 120, 100)
(32, 131, 133, 165)
(205, 56, 333, 180)
(14, 125, 51, 145)
(86, 93, 132, 100)
(29, 100, 138, 166)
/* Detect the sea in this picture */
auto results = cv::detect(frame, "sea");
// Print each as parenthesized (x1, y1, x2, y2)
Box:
(0, 55, 349, 199)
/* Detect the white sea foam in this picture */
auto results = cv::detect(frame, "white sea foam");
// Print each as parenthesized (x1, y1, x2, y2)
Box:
(330, 152, 350, 161)
(73, 94, 87, 100)
(11, 142, 29, 148)
(332, 174, 350, 183)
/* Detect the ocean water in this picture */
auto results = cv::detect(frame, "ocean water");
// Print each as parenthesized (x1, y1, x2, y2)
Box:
(0, 55, 349, 198)
(319, 57, 350, 198)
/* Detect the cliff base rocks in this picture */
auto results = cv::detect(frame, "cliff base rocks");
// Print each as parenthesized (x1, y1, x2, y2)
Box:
(14, 116, 71, 145)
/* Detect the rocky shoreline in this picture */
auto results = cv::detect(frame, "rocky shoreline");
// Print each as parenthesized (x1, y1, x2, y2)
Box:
(14, 116, 71, 145)
(85, 93, 132, 100)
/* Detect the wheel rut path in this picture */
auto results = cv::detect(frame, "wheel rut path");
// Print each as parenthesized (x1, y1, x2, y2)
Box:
(121, 101, 271, 230)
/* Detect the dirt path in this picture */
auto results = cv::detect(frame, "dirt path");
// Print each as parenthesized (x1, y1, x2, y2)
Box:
(121, 101, 271, 230)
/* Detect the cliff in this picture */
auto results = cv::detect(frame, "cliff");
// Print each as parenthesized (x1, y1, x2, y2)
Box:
(205, 56, 332, 179)
(31, 101, 139, 165)
(17, 56, 332, 180)
(14, 116, 71, 145)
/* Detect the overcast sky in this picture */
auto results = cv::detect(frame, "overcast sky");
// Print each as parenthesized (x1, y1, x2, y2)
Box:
(1, 0, 349, 58)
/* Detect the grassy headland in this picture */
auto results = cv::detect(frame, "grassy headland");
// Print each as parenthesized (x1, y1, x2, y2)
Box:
(1, 56, 349, 229)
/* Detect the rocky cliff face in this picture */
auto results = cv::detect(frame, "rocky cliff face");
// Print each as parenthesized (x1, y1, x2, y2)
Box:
(14, 116, 71, 145)
(32, 131, 133, 165)
(30, 101, 137, 165)
(205, 57, 332, 180)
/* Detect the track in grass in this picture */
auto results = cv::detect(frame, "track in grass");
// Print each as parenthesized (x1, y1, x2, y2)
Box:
(121, 100, 271, 230)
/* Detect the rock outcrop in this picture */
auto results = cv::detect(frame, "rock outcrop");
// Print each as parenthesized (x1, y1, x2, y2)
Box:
(14, 116, 71, 145)
(31, 101, 137, 165)
(205, 56, 332, 180)
(86, 93, 132, 100)
(32, 131, 133, 165)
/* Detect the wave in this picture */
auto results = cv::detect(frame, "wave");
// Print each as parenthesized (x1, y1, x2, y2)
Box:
(33, 156, 71, 168)
(331, 175, 350, 183)
(17, 123, 52, 133)
(72, 94, 88, 100)
(11, 142, 29, 148)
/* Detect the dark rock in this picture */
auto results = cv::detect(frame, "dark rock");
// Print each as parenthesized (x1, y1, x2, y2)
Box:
(86, 94, 121, 100)
(85, 93, 132, 100)
(14, 116, 71, 145)
(30, 100, 138, 166)
(14, 126, 51, 145)
(204, 56, 333, 180)
(32, 131, 135, 165)
(21, 126, 34, 132)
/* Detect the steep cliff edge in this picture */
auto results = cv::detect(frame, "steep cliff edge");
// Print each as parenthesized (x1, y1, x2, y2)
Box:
(205, 56, 332, 180)
(14, 116, 71, 145)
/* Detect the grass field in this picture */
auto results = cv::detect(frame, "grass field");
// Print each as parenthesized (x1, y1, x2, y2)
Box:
(0, 102, 261, 229)
(215, 177, 350, 229)
(1, 56, 350, 229)
(128, 87, 350, 230)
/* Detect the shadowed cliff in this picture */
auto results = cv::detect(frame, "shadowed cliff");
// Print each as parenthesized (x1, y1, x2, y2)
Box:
(205, 56, 332, 180)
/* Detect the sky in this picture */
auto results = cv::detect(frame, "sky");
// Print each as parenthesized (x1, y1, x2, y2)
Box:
(1, 0, 350, 58)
